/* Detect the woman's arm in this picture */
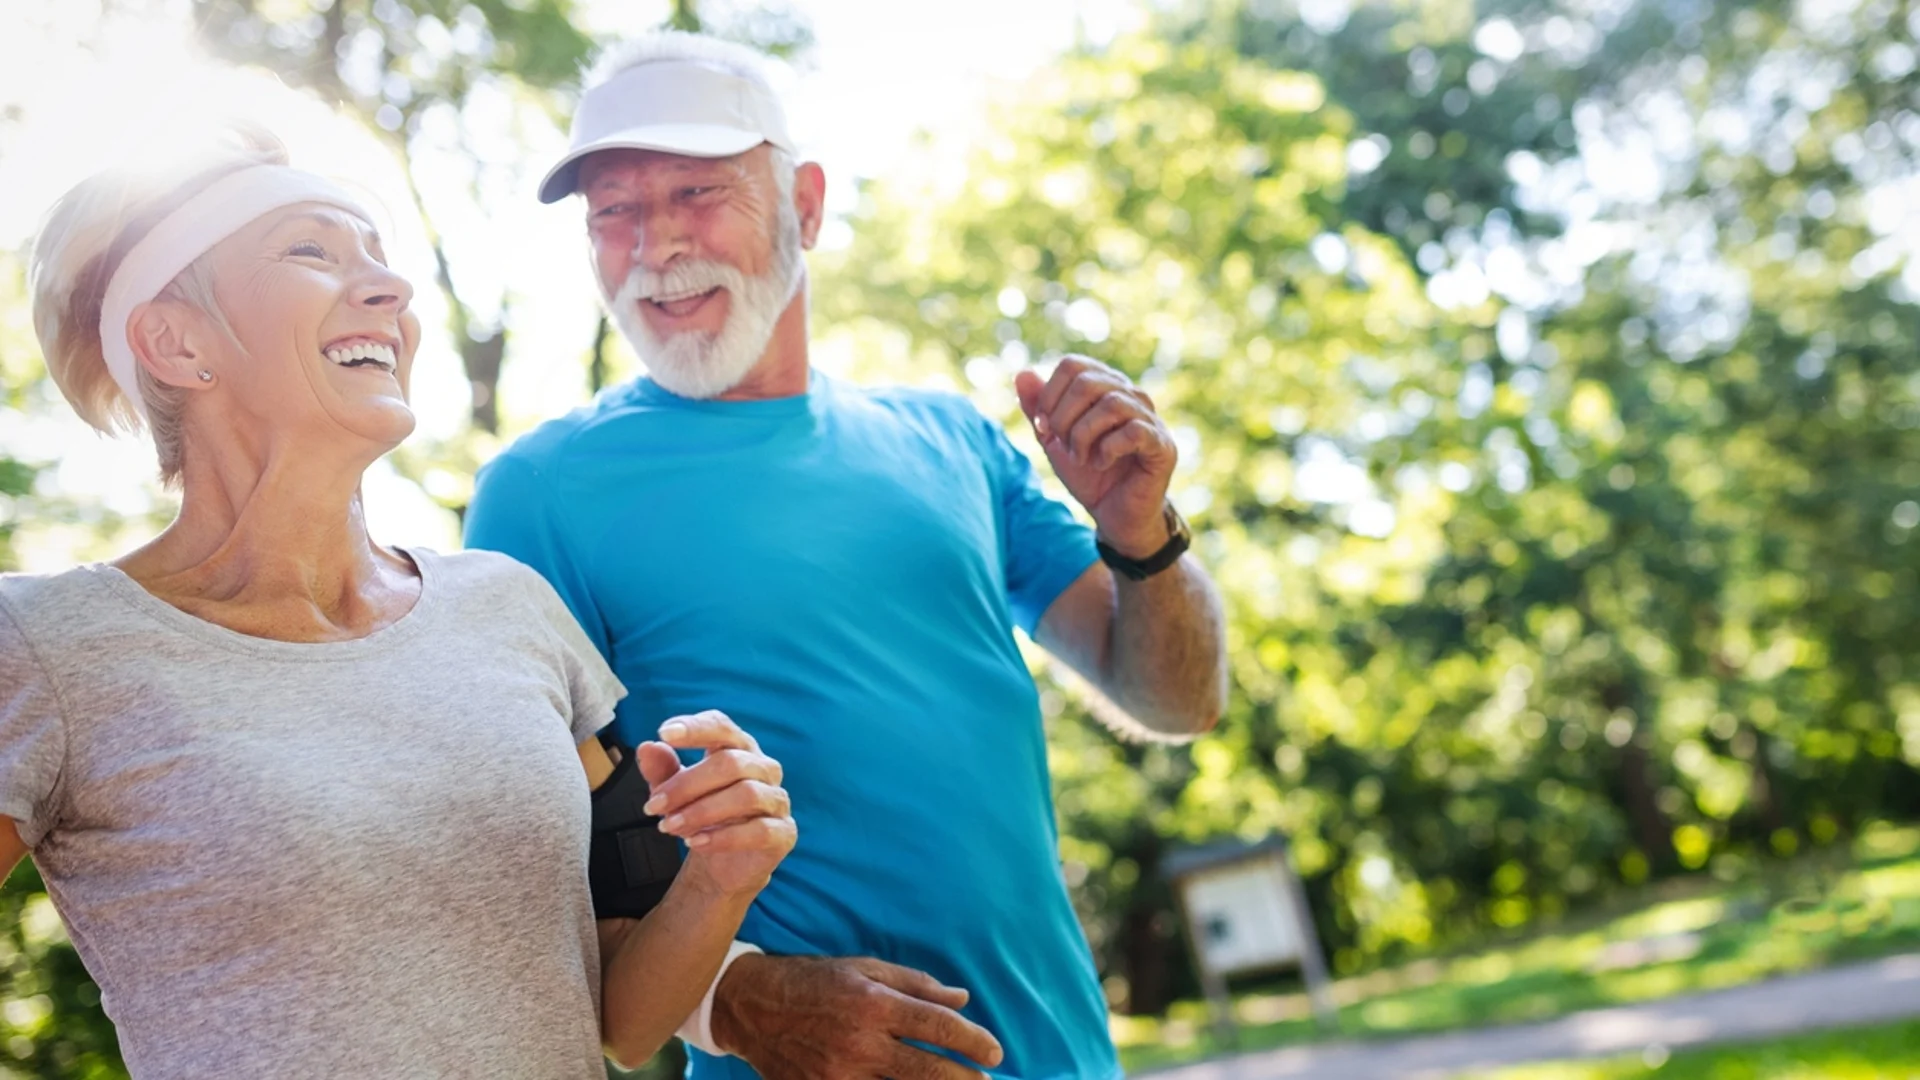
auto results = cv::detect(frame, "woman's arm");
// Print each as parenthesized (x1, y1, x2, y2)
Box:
(576, 712, 796, 1068)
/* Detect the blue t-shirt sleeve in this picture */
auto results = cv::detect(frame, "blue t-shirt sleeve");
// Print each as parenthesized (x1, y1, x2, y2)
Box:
(464, 452, 613, 661)
(971, 407, 1099, 636)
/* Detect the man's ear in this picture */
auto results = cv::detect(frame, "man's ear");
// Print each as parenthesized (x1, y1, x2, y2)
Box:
(793, 161, 827, 250)
(126, 299, 213, 391)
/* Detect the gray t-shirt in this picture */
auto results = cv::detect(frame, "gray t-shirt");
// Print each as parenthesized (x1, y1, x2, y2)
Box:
(0, 547, 625, 1079)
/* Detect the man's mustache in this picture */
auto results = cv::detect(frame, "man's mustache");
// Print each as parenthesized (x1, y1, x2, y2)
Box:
(625, 259, 747, 304)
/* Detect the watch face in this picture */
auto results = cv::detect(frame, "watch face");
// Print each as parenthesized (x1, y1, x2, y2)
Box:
(1164, 502, 1193, 543)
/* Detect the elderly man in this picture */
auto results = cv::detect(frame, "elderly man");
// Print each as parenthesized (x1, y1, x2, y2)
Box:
(466, 31, 1227, 1080)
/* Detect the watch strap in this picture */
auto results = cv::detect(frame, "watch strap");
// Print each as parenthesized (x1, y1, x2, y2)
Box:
(1096, 503, 1191, 581)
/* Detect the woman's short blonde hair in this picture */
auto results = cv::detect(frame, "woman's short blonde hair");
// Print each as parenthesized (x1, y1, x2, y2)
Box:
(28, 124, 287, 485)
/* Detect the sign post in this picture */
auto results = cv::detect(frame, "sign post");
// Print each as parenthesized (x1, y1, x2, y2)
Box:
(1163, 837, 1337, 1045)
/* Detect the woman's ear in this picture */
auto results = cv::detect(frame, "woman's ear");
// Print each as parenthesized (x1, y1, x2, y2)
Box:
(126, 299, 215, 391)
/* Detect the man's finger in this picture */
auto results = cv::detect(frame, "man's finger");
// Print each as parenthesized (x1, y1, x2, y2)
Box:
(635, 740, 683, 790)
(887, 996, 1005, 1070)
(1035, 355, 1109, 417)
(659, 779, 791, 838)
(1091, 417, 1171, 472)
(882, 1043, 992, 1080)
(852, 962, 1003, 1069)
(1014, 369, 1047, 426)
(643, 748, 782, 816)
(1064, 391, 1144, 465)
(1043, 371, 1130, 450)
(852, 958, 972, 1010)
(657, 709, 761, 753)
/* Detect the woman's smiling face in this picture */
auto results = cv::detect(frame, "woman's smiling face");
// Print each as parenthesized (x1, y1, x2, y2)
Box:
(198, 201, 422, 452)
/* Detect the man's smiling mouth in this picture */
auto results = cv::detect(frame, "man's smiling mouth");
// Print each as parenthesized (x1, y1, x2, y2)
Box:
(646, 287, 723, 318)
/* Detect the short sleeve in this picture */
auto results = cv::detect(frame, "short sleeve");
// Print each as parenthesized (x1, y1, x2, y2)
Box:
(971, 407, 1100, 635)
(518, 567, 628, 746)
(466, 451, 612, 659)
(0, 598, 67, 846)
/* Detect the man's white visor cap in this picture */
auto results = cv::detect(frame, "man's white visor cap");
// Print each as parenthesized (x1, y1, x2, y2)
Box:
(538, 60, 796, 204)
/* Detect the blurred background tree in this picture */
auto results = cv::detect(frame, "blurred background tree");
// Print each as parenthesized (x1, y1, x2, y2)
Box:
(2, 0, 1919, 1074)
(816, 0, 1920, 1013)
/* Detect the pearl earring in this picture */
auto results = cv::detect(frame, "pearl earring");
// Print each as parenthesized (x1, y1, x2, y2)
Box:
(196, 370, 213, 383)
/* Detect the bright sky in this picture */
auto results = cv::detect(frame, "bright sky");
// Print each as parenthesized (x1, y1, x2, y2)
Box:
(0, 0, 1145, 572)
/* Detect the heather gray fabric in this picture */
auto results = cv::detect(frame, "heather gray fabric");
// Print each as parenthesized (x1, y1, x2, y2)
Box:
(0, 547, 625, 1079)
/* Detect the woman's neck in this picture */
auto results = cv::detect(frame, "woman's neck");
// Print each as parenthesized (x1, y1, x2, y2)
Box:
(116, 440, 418, 641)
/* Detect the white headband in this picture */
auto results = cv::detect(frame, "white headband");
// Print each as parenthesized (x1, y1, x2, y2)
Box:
(98, 165, 374, 420)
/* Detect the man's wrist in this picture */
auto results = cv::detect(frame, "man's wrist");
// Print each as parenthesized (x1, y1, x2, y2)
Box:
(709, 949, 775, 1056)
(681, 941, 764, 1058)
(1096, 518, 1173, 560)
(1096, 496, 1176, 559)
(1096, 500, 1192, 580)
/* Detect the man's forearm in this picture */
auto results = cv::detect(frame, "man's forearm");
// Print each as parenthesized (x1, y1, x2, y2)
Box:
(1106, 555, 1228, 735)
(598, 875, 756, 1068)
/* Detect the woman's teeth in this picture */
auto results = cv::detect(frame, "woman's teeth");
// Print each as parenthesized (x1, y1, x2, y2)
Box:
(324, 341, 397, 371)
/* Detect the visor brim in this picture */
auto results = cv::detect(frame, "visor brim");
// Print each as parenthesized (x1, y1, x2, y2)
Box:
(537, 125, 768, 203)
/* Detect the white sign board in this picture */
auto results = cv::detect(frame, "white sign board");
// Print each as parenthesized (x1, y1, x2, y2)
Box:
(1181, 854, 1303, 976)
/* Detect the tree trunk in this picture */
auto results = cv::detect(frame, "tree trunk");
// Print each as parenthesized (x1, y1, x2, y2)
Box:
(1746, 728, 1786, 837)
(1602, 683, 1677, 872)
(1616, 737, 1677, 871)
(589, 314, 611, 394)
(463, 327, 507, 433)
(1116, 835, 1175, 1015)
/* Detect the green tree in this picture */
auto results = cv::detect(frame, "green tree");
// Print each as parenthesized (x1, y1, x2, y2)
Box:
(817, 0, 1920, 1011)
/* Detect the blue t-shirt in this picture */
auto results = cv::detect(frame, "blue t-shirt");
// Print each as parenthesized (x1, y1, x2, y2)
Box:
(464, 372, 1118, 1080)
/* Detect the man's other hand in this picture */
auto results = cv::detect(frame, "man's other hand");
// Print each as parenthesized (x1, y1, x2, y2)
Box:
(709, 953, 1005, 1079)
(1014, 356, 1176, 558)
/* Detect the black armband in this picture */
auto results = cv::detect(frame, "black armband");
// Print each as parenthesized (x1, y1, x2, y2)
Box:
(589, 738, 683, 921)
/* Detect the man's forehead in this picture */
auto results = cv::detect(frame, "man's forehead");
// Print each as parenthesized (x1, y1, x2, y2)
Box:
(579, 148, 754, 191)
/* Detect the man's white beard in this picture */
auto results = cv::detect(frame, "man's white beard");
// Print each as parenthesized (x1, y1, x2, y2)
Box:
(601, 202, 804, 400)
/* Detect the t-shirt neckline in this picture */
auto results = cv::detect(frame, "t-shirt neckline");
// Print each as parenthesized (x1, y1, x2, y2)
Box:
(84, 545, 439, 661)
(628, 368, 823, 417)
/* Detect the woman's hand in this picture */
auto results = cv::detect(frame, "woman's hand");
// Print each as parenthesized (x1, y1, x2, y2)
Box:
(635, 710, 796, 898)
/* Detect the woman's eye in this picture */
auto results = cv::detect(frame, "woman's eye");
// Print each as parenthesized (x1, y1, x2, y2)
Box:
(287, 240, 328, 259)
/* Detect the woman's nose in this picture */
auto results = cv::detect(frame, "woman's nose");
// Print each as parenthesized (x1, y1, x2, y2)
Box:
(353, 262, 414, 310)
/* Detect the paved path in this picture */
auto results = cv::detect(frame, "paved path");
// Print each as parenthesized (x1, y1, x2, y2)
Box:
(1139, 952, 1920, 1079)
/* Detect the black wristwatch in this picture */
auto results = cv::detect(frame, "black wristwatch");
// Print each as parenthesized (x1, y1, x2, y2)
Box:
(1096, 502, 1192, 581)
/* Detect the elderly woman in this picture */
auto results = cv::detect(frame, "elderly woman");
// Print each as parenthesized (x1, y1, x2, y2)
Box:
(0, 125, 795, 1078)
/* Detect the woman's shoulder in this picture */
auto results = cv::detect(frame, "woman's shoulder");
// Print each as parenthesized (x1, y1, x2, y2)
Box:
(410, 546, 562, 614)
(0, 565, 121, 642)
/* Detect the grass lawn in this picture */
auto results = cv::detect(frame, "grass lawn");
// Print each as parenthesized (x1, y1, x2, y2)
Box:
(1117, 823, 1920, 1074)
(1482, 1017, 1920, 1079)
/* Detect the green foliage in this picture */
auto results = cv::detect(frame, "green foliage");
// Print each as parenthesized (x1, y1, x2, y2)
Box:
(816, 0, 1920, 1014)
(0, 865, 118, 1080)
(6, 0, 1920, 1072)
(1119, 823, 1920, 1071)
(0, 256, 42, 574)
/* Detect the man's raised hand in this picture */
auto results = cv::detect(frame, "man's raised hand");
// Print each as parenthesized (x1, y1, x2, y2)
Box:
(1014, 356, 1177, 558)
